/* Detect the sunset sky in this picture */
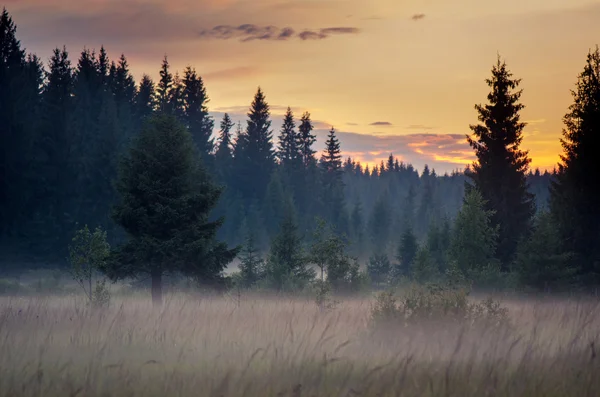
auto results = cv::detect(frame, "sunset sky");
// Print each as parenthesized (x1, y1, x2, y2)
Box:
(5, 0, 600, 173)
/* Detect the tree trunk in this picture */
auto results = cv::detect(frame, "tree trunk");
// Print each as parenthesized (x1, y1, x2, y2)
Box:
(151, 270, 162, 308)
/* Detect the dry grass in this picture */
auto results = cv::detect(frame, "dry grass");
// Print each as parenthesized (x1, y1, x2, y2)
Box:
(1, 291, 599, 396)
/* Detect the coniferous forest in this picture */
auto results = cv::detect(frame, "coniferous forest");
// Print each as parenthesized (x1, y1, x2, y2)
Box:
(2, 7, 600, 295)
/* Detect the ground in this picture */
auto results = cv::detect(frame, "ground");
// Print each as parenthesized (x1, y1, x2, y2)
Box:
(0, 291, 599, 396)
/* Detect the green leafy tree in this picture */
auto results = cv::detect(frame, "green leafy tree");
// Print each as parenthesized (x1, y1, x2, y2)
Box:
(550, 47, 600, 284)
(104, 114, 239, 306)
(466, 56, 535, 267)
(515, 211, 577, 291)
(449, 189, 499, 275)
(68, 225, 110, 305)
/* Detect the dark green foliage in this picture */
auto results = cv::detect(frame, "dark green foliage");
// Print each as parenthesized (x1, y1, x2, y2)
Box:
(104, 114, 238, 305)
(449, 189, 499, 275)
(264, 203, 314, 291)
(368, 194, 391, 252)
(466, 56, 535, 267)
(298, 111, 316, 167)
(367, 254, 391, 286)
(232, 87, 275, 205)
(157, 55, 172, 112)
(237, 232, 265, 288)
(135, 74, 156, 123)
(395, 227, 418, 277)
(182, 66, 214, 167)
(516, 211, 577, 291)
(412, 245, 437, 284)
(550, 47, 600, 284)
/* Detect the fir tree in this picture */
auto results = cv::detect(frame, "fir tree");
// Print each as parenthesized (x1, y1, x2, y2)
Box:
(135, 74, 156, 123)
(449, 188, 499, 275)
(515, 211, 577, 291)
(214, 113, 234, 182)
(265, 203, 314, 291)
(232, 87, 275, 205)
(104, 114, 239, 306)
(298, 111, 316, 167)
(412, 246, 436, 284)
(182, 66, 214, 167)
(550, 47, 600, 283)
(368, 194, 391, 252)
(238, 231, 265, 288)
(157, 55, 172, 112)
(467, 56, 535, 267)
(395, 226, 418, 277)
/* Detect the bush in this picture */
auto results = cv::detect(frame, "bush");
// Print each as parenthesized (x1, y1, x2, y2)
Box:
(370, 282, 510, 329)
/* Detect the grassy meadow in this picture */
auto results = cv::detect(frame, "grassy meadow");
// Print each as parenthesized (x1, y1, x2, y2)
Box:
(1, 287, 600, 397)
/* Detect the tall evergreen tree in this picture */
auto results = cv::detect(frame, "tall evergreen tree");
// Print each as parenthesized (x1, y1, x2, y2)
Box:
(466, 56, 535, 267)
(232, 87, 275, 205)
(182, 66, 214, 167)
(214, 113, 234, 182)
(320, 127, 346, 230)
(135, 74, 156, 123)
(104, 114, 238, 306)
(157, 55, 172, 112)
(550, 47, 600, 283)
(449, 189, 499, 275)
(298, 111, 316, 167)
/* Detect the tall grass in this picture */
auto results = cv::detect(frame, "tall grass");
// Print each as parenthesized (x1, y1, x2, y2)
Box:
(1, 292, 599, 396)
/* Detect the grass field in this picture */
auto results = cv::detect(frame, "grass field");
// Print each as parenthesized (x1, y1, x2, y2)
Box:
(1, 291, 599, 396)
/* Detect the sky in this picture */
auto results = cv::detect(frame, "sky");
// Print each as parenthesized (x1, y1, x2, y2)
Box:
(5, 0, 600, 174)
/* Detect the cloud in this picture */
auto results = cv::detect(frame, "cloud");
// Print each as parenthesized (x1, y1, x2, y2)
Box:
(346, 122, 359, 126)
(199, 24, 360, 42)
(406, 124, 435, 130)
(369, 121, 393, 126)
(204, 66, 262, 81)
(411, 13, 426, 21)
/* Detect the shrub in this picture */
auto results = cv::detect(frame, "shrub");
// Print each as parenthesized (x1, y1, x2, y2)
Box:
(370, 282, 510, 329)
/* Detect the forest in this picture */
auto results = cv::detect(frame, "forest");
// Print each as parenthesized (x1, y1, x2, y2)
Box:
(1, 7, 598, 298)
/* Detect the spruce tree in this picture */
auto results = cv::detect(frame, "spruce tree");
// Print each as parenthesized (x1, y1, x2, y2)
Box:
(168, 72, 185, 119)
(214, 113, 234, 182)
(395, 226, 418, 277)
(550, 47, 600, 283)
(157, 55, 172, 112)
(320, 127, 345, 230)
(182, 66, 214, 167)
(515, 211, 577, 291)
(232, 87, 275, 204)
(238, 231, 265, 288)
(368, 194, 391, 252)
(104, 114, 239, 306)
(449, 189, 499, 275)
(265, 202, 314, 291)
(135, 74, 156, 123)
(467, 56, 535, 267)
(298, 111, 316, 167)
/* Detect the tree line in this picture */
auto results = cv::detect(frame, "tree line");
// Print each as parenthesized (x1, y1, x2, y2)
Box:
(1, 8, 598, 295)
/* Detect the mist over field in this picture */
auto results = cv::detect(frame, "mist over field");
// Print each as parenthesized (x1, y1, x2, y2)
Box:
(2, 3, 600, 397)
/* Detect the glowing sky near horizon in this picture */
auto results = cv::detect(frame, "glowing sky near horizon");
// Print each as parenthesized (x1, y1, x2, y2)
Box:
(5, 0, 600, 173)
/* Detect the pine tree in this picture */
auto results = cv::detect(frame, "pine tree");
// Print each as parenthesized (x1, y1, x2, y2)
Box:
(135, 74, 156, 123)
(320, 127, 346, 230)
(214, 113, 234, 182)
(168, 72, 184, 119)
(515, 211, 577, 291)
(232, 87, 275, 205)
(277, 107, 299, 165)
(412, 246, 436, 284)
(182, 66, 214, 167)
(449, 189, 499, 275)
(157, 55, 172, 112)
(395, 226, 418, 277)
(264, 202, 314, 291)
(368, 194, 391, 252)
(298, 111, 316, 167)
(104, 114, 239, 306)
(467, 56, 535, 267)
(238, 231, 265, 288)
(550, 47, 600, 283)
